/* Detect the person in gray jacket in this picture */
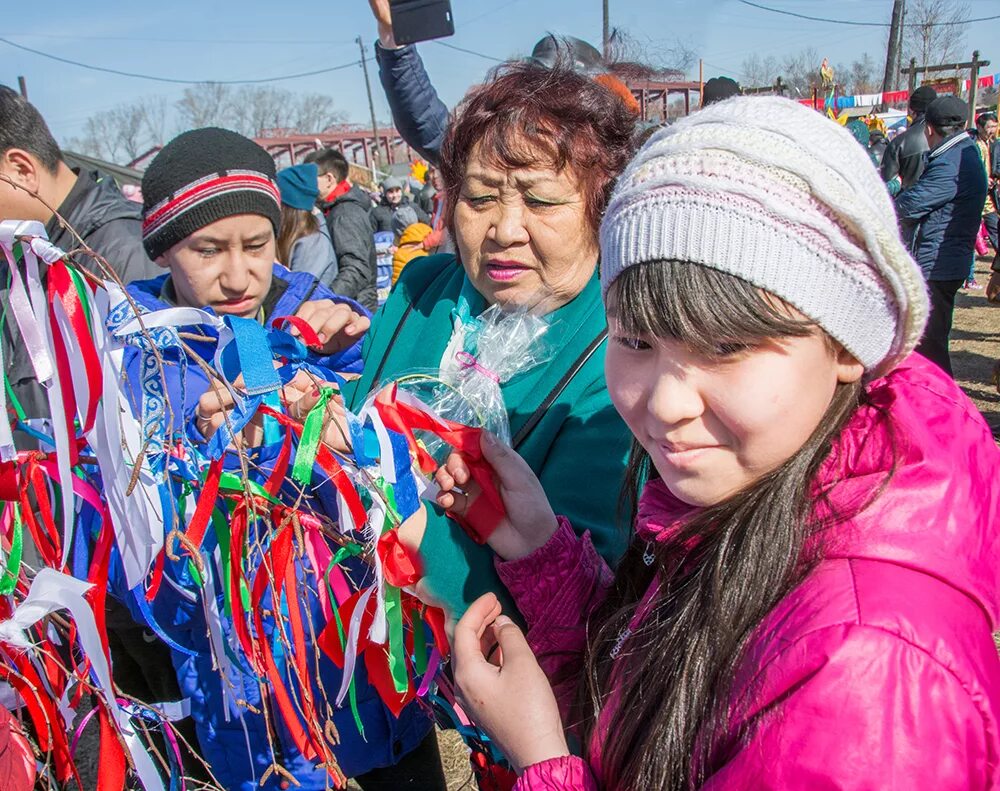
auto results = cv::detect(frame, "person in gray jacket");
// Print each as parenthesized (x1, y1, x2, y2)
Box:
(276, 163, 339, 288)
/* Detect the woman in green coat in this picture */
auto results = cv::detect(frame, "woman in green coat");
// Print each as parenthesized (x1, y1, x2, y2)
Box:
(340, 61, 639, 620)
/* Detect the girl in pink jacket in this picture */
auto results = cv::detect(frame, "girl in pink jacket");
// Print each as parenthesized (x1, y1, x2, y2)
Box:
(427, 96, 1000, 790)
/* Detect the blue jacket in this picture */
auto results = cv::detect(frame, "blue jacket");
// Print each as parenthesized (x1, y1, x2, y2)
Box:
(895, 132, 988, 281)
(375, 42, 449, 165)
(113, 265, 431, 788)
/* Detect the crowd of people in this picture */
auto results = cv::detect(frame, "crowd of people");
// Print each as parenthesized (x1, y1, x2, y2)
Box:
(0, 2, 999, 788)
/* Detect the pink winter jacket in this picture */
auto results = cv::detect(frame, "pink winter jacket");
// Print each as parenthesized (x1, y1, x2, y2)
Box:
(498, 354, 1000, 790)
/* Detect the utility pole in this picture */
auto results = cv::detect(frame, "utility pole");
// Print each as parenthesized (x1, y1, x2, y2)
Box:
(603, 0, 610, 60)
(357, 35, 381, 181)
(880, 0, 904, 107)
(17, 76, 27, 100)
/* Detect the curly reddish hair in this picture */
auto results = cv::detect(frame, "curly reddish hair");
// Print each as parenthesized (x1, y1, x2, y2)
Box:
(438, 62, 638, 237)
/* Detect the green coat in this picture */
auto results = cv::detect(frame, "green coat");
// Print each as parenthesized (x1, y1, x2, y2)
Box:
(345, 254, 631, 618)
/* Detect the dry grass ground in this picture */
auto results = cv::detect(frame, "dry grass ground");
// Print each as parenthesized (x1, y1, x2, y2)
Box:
(953, 258, 1000, 439)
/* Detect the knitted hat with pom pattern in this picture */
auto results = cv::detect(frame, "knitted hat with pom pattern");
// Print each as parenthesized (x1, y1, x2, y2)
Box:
(600, 95, 928, 377)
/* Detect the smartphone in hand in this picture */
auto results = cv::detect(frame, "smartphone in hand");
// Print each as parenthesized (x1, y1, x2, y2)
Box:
(389, 0, 455, 46)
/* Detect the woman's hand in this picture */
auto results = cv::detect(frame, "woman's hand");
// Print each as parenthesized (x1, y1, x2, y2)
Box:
(292, 300, 370, 357)
(366, 0, 398, 49)
(435, 432, 559, 561)
(453, 593, 569, 773)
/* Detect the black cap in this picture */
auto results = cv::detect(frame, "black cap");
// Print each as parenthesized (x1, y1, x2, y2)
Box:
(141, 127, 280, 260)
(909, 85, 938, 114)
(925, 95, 969, 130)
(702, 76, 741, 106)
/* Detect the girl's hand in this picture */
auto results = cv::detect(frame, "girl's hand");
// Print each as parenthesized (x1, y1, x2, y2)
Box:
(453, 593, 569, 773)
(435, 432, 559, 561)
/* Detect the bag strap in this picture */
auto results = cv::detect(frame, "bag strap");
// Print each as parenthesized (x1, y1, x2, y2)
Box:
(512, 327, 608, 450)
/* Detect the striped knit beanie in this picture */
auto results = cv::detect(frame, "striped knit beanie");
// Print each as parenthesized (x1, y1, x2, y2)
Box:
(600, 95, 929, 378)
(141, 127, 281, 260)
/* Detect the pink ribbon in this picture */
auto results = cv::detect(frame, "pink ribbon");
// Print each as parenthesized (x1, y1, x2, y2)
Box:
(455, 351, 499, 384)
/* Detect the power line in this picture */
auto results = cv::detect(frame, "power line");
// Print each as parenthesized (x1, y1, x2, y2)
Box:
(6, 33, 357, 46)
(0, 37, 364, 84)
(430, 40, 505, 63)
(735, 0, 1000, 27)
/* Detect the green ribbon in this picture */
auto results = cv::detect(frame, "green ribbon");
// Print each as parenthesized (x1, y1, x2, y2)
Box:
(384, 584, 408, 694)
(213, 509, 234, 617)
(0, 502, 23, 596)
(217, 473, 278, 505)
(0, 290, 26, 424)
(411, 606, 427, 676)
(291, 386, 336, 487)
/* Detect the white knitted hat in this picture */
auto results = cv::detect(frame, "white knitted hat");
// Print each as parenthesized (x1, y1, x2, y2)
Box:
(600, 95, 929, 377)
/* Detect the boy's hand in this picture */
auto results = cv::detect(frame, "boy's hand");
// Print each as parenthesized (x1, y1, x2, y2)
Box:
(292, 300, 369, 356)
(435, 433, 559, 561)
(282, 375, 353, 454)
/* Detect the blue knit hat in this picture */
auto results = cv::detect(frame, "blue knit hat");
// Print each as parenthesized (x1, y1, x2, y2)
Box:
(277, 163, 320, 211)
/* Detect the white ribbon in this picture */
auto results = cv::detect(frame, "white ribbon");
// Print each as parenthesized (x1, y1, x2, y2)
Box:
(88, 287, 165, 588)
(335, 584, 376, 707)
(0, 568, 165, 790)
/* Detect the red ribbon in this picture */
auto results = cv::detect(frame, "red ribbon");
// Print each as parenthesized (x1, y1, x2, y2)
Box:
(48, 260, 102, 435)
(376, 530, 423, 588)
(270, 315, 323, 349)
(227, 499, 259, 673)
(373, 385, 506, 544)
(0, 461, 19, 502)
(249, 522, 322, 763)
(96, 706, 126, 791)
(256, 404, 368, 532)
(183, 456, 224, 556)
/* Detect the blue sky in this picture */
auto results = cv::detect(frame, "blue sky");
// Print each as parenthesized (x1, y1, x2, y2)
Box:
(5, 0, 1000, 147)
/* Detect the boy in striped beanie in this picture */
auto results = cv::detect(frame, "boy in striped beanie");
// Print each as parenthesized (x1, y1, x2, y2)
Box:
(140, 127, 368, 346)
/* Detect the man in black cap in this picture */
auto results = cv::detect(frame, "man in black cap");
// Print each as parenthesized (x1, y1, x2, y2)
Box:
(701, 76, 742, 107)
(895, 95, 987, 374)
(882, 85, 938, 191)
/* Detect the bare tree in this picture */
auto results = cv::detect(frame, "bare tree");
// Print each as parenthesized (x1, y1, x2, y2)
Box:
(292, 94, 347, 134)
(138, 96, 170, 150)
(781, 47, 822, 98)
(741, 53, 780, 89)
(903, 0, 970, 66)
(849, 53, 881, 94)
(176, 83, 236, 130)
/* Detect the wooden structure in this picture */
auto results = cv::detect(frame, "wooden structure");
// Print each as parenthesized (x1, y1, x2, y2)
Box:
(902, 50, 991, 127)
(629, 79, 703, 121)
(253, 126, 413, 172)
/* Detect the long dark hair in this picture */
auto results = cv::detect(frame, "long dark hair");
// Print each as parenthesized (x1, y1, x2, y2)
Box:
(276, 205, 319, 268)
(582, 260, 877, 790)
